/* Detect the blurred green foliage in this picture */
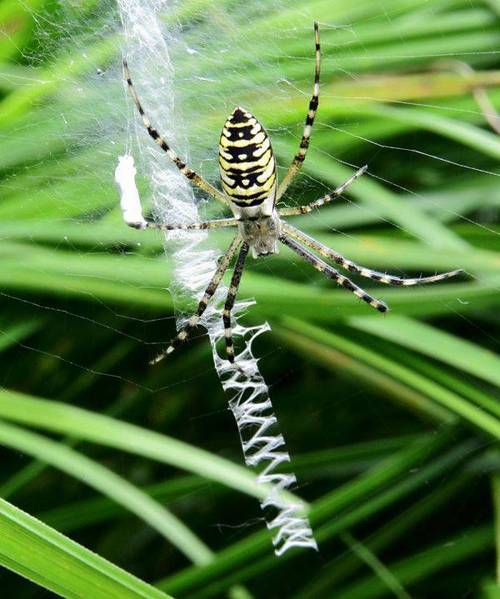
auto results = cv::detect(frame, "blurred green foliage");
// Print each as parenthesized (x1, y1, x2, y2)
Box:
(0, 0, 499, 597)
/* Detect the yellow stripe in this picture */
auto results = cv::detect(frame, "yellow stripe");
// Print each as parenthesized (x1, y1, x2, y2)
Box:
(219, 132, 266, 148)
(256, 160, 275, 184)
(221, 171, 276, 197)
(218, 149, 272, 172)
(224, 118, 257, 129)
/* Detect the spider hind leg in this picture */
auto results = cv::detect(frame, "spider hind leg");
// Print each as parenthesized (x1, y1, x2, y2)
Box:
(222, 243, 250, 363)
(280, 234, 388, 313)
(282, 222, 464, 287)
(150, 236, 241, 365)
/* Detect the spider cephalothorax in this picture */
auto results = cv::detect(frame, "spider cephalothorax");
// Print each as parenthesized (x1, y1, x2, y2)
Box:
(122, 22, 463, 366)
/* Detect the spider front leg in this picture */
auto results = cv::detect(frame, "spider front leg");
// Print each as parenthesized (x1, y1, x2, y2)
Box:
(278, 165, 367, 217)
(115, 154, 238, 232)
(277, 22, 321, 200)
(123, 61, 228, 207)
(280, 234, 388, 312)
(222, 243, 249, 363)
(136, 217, 239, 232)
(282, 222, 464, 285)
(150, 235, 242, 365)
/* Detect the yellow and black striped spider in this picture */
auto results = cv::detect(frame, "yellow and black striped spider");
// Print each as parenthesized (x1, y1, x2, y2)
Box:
(122, 22, 462, 365)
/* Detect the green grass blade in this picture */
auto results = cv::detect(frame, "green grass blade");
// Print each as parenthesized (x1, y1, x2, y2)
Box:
(3, 241, 497, 320)
(349, 315, 500, 388)
(280, 318, 500, 438)
(163, 438, 470, 597)
(0, 497, 172, 599)
(274, 323, 453, 423)
(0, 321, 40, 352)
(335, 526, 493, 599)
(339, 532, 412, 599)
(493, 473, 500, 585)
(0, 388, 303, 509)
(0, 420, 213, 565)
(274, 143, 467, 250)
(292, 474, 470, 598)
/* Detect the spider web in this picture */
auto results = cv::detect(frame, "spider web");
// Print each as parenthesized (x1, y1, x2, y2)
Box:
(0, 0, 499, 575)
(116, 0, 317, 555)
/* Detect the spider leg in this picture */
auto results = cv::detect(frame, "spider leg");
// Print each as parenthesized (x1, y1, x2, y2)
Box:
(278, 165, 367, 217)
(123, 61, 228, 207)
(277, 22, 321, 200)
(280, 234, 388, 313)
(133, 217, 239, 232)
(222, 243, 250, 363)
(150, 235, 242, 365)
(282, 223, 464, 285)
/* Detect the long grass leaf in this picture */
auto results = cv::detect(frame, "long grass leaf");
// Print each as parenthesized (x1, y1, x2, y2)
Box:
(0, 388, 303, 508)
(0, 420, 213, 564)
(280, 318, 500, 438)
(0, 497, 171, 599)
(349, 315, 500, 388)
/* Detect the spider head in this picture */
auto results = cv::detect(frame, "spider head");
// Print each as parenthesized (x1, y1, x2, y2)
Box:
(230, 106, 252, 122)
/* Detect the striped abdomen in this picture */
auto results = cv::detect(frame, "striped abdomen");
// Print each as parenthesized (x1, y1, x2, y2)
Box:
(219, 107, 276, 209)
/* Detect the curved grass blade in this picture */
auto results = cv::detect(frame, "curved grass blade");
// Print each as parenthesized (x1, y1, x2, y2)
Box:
(349, 314, 500, 389)
(0, 420, 213, 565)
(333, 525, 492, 599)
(280, 317, 500, 439)
(0, 388, 303, 509)
(274, 143, 467, 251)
(291, 474, 470, 598)
(161, 437, 470, 597)
(0, 496, 172, 599)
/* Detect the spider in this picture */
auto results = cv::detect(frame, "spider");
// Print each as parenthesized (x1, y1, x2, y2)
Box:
(122, 22, 463, 366)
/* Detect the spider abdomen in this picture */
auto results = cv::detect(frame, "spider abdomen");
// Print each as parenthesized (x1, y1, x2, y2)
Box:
(219, 107, 276, 211)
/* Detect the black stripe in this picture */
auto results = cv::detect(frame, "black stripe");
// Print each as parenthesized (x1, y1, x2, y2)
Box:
(341, 279, 356, 292)
(222, 161, 272, 176)
(220, 152, 272, 175)
(223, 169, 272, 190)
(230, 196, 266, 207)
(223, 125, 256, 141)
(195, 300, 208, 315)
(219, 150, 272, 171)
(221, 143, 259, 162)
(170, 336, 185, 349)
(228, 187, 268, 199)
(229, 109, 249, 124)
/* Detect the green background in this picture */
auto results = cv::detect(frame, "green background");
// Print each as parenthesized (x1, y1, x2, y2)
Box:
(0, 0, 499, 597)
